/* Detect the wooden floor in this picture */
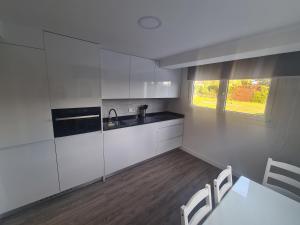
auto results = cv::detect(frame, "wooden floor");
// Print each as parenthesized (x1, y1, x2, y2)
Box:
(1, 149, 221, 225)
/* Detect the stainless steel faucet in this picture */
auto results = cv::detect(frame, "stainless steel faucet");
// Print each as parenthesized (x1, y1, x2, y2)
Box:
(108, 108, 118, 126)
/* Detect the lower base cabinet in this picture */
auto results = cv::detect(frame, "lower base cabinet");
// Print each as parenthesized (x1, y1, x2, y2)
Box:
(157, 119, 184, 155)
(104, 124, 157, 175)
(0, 140, 59, 214)
(55, 131, 104, 191)
(104, 119, 184, 175)
(157, 136, 183, 155)
(0, 120, 183, 214)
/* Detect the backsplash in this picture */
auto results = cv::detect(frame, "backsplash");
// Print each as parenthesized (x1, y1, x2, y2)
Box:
(102, 99, 169, 117)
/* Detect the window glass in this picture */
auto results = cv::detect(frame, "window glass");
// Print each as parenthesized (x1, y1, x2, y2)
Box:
(225, 79, 271, 115)
(192, 80, 220, 109)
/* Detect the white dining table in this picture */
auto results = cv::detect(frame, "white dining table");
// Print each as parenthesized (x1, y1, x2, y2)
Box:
(203, 176, 300, 225)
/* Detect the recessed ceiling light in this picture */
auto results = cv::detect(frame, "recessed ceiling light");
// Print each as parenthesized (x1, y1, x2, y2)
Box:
(138, 16, 162, 30)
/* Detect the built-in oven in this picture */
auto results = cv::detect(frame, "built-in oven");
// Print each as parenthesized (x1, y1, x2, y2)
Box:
(52, 107, 101, 138)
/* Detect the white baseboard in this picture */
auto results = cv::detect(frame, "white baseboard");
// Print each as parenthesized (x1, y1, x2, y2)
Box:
(180, 145, 242, 178)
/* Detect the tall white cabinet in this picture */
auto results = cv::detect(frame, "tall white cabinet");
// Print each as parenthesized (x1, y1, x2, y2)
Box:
(0, 43, 53, 149)
(0, 42, 59, 214)
(44, 33, 104, 191)
(100, 49, 131, 99)
(44, 32, 101, 109)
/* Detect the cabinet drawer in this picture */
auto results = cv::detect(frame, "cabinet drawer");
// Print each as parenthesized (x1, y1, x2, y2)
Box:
(157, 136, 183, 155)
(158, 118, 184, 128)
(158, 124, 183, 141)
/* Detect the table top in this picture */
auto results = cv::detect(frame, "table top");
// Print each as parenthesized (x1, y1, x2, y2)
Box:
(203, 176, 300, 225)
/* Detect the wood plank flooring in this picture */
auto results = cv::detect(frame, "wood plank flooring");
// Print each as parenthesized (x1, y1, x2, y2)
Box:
(1, 149, 221, 225)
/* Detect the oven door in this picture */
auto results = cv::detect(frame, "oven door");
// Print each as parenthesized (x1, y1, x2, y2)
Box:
(52, 107, 101, 138)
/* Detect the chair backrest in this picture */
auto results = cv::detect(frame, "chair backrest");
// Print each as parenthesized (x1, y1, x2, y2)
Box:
(213, 165, 233, 205)
(181, 184, 212, 225)
(263, 158, 300, 202)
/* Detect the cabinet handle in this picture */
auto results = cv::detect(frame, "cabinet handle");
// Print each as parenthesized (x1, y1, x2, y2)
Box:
(55, 115, 100, 121)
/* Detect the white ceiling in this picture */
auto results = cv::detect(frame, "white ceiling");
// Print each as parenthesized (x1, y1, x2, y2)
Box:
(1, 0, 300, 59)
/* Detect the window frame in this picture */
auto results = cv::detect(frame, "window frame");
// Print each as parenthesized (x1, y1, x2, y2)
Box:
(190, 78, 276, 122)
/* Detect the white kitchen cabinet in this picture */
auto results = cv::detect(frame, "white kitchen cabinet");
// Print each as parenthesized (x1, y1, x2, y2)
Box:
(130, 56, 156, 98)
(156, 118, 184, 155)
(104, 118, 184, 175)
(44, 32, 101, 109)
(158, 124, 184, 141)
(55, 131, 104, 191)
(101, 49, 131, 99)
(168, 69, 182, 97)
(104, 124, 157, 175)
(100, 49, 181, 99)
(157, 136, 183, 154)
(0, 43, 53, 149)
(0, 140, 59, 214)
(155, 66, 181, 98)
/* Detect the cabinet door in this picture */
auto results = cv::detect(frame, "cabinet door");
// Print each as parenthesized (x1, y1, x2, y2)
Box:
(130, 56, 156, 98)
(168, 69, 181, 98)
(157, 136, 183, 155)
(101, 50, 130, 99)
(104, 124, 157, 175)
(0, 43, 53, 149)
(155, 67, 181, 98)
(55, 132, 104, 191)
(0, 140, 59, 214)
(155, 67, 170, 98)
(44, 32, 101, 109)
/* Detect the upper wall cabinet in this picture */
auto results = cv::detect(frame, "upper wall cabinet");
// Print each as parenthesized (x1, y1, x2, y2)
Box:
(100, 50, 131, 99)
(44, 32, 101, 109)
(0, 43, 53, 149)
(100, 49, 181, 99)
(130, 56, 156, 98)
(155, 66, 181, 98)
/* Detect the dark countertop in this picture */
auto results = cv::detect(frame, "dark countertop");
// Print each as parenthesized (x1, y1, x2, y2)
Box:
(103, 111, 184, 131)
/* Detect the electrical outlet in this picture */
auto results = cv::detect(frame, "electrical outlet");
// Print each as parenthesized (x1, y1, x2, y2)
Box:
(128, 107, 136, 113)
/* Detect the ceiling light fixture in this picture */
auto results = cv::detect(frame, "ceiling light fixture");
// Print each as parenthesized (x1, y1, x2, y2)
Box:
(138, 16, 162, 30)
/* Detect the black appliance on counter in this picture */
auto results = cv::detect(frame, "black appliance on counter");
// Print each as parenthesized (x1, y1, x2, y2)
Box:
(138, 104, 148, 119)
(52, 107, 101, 138)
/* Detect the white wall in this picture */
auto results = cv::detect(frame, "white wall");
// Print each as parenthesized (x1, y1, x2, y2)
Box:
(0, 21, 44, 49)
(102, 99, 168, 118)
(168, 69, 300, 182)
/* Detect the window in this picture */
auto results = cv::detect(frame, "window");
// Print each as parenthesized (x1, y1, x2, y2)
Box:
(225, 79, 271, 115)
(192, 79, 271, 116)
(192, 80, 220, 109)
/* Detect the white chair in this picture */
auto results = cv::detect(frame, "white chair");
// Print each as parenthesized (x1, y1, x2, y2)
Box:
(263, 158, 300, 202)
(213, 165, 233, 205)
(181, 184, 212, 225)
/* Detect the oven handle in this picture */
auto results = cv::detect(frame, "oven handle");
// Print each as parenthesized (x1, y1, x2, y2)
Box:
(55, 115, 100, 121)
